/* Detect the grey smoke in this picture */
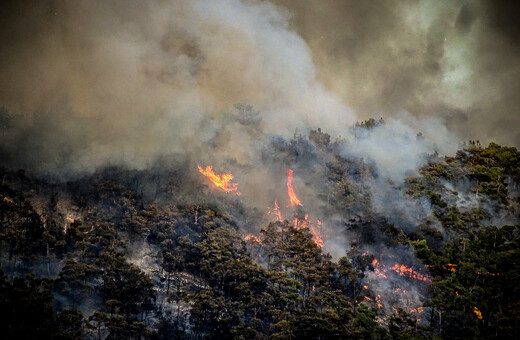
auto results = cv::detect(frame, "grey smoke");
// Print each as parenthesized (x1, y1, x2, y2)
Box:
(0, 0, 355, 175)
(273, 0, 520, 147)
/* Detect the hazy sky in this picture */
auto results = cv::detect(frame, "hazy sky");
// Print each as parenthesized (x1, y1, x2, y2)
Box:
(273, 0, 520, 146)
(0, 0, 519, 174)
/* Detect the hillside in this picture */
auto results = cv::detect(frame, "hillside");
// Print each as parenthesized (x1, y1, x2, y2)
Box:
(1, 125, 519, 339)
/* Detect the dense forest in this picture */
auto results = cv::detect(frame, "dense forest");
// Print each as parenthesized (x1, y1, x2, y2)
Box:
(1, 119, 520, 339)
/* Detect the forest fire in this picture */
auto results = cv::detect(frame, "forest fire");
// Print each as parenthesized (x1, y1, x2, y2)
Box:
(198, 165, 240, 195)
(245, 170, 324, 248)
(371, 259, 431, 282)
(391, 264, 432, 282)
(287, 170, 302, 206)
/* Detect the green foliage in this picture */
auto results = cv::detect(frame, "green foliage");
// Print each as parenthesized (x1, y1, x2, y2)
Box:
(0, 136, 519, 339)
(413, 225, 520, 339)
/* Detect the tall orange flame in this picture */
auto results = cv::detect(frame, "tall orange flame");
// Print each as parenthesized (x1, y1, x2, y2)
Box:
(198, 165, 240, 195)
(287, 170, 302, 206)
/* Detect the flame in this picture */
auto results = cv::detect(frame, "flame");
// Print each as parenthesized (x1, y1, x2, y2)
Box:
(293, 214, 310, 229)
(391, 263, 432, 282)
(292, 215, 323, 247)
(410, 306, 424, 314)
(245, 234, 261, 243)
(363, 295, 382, 308)
(287, 170, 302, 206)
(371, 259, 431, 282)
(473, 307, 483, 320)
(267, 200, 283, 222)
(375, 295, 383, 308)
(311, 221, 324, 247)
(372, 259, 388, 279)
(198, 165, 240, 195)
(444, 263, 457, 272)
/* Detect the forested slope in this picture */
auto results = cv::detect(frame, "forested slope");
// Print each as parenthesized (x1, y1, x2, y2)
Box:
(1, 125, 519, 339)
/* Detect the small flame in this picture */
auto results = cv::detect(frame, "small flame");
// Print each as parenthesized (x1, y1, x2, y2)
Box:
(311, 221, 324, 248)
(371, 259, 431, 282)
(293, 215, 323, 247)
(444, 263, 457, 272)
(198, 165, 240, 195)
(473, 307, 483, 320)
(287, 170, 302, 206)
(245, 234, 261, 243)
(410, 306, 424, 314)
(372, 259, 388, 279)
(391, 263, 432, 282)
(268, 200, 283, 222)
(362, 295, 382, 308)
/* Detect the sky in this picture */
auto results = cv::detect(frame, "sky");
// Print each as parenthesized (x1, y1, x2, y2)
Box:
(273, 0, 520, 146)
(0, 0, 519, 175)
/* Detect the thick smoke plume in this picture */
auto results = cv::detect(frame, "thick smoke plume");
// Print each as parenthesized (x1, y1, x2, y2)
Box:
(273, 0, 520, 147)
(0, 0, 355, 175)
(4, 2, 518, 324)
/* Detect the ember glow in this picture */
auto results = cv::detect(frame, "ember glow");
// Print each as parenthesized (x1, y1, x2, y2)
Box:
(198, 165, 240, 195)
(287, 170, 302, 206)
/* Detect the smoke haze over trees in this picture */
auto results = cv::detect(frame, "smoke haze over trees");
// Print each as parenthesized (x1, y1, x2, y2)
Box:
(1, 0, 519, 339)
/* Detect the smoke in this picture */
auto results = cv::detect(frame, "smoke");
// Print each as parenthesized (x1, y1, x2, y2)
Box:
(272, 0, 520, 147)
(0, 0, 500, 236)
(0, 0, 356, 175)
(344, 113, 457, 183)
